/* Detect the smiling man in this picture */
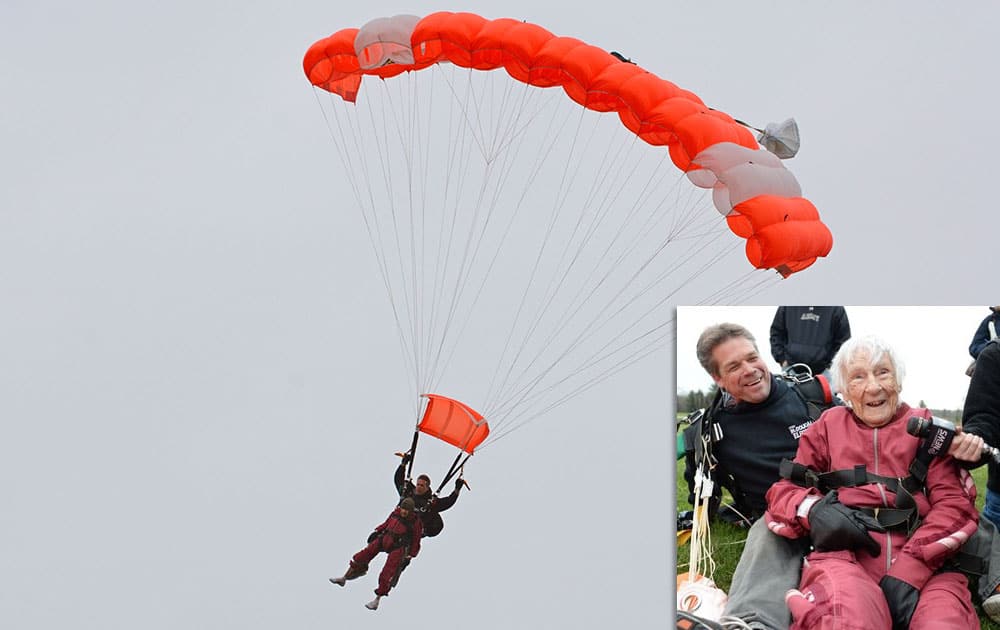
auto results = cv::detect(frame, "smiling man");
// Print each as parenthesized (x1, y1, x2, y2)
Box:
(681, 322, 835, 629)
(684, 322, 826, 523)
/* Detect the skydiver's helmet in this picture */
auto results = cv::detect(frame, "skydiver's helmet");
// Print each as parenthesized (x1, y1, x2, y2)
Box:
(399, 497, 416, 512)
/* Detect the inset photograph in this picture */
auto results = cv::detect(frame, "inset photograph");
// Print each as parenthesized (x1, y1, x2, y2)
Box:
(674, 305, 1000, 629)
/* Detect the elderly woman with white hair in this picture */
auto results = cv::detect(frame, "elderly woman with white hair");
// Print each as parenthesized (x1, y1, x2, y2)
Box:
(763, 335, 980, 629)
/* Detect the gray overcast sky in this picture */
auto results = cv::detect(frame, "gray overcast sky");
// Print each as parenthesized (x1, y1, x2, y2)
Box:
(2, 2, 998, 628)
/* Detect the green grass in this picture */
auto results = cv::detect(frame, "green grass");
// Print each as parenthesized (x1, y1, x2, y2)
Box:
(676, 437, 999, 629)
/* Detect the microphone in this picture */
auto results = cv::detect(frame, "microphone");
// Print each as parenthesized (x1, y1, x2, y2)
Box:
(907, 415, 1000, 464)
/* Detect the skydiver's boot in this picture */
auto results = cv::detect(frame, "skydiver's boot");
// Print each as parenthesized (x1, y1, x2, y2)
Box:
(365, 595, 382, 610)
(330, 562, 367, 587)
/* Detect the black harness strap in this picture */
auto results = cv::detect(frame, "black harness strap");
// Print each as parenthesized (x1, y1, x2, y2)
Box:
(777, 421, 949, 535)
(779, 458, 922, 533)
(437, 452, 470, 494)
(404, 429, 420, 482)
(785, 372, 834, 425)
(857, 507, 916, 530)
(383, 514, 415, 551)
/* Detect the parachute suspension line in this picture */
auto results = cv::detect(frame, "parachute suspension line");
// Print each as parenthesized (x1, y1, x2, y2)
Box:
(382, 77, 430, 397)
(424, 67, 480, 397)
(412, 71, 438, 398)
(454, 84, 573, 394)
(423, 72, 574, 401)
(420, 118, 504, 394)
(407, 70, 460, 399)
(315, 88, 423, 400)
(484, 219, 756, 435)
(481, 101, 604, 415)
(422, 67, 476, 395)
(424, 70, 474, 398)
(690, 239, 782, 305)
(398, 72, 428, 398)
(364, 80, 425, 399)
(481, 317, 675, 448)
(481, 153, 715, 426)
(492, 219, 761, 434)
(484, 68, 530, 161)
(486, 139, 679, 413)
(420, 68, 551, 396)
(417, 68, 494, 394)
(480, 151, 724, 430)
(701, 267, 779, 305)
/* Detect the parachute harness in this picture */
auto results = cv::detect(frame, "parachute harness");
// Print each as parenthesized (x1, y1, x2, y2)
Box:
(677, 392, 728, 620)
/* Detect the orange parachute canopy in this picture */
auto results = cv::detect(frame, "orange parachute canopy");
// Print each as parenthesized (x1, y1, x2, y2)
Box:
(303, 11, 833, 276)
(418, 394, 489, 454)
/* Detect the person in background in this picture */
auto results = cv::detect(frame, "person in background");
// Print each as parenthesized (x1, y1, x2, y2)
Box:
(769, 306, 850, 379)
(966, 307, 1000, 378)
(951, 338, 1000, 619)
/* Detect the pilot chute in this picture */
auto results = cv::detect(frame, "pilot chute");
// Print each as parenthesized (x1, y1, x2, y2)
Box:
(402, 394, 488, 491)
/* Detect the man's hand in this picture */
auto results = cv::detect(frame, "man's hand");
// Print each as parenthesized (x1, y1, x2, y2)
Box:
(949, 430, 985, 463)
(807, 490, 885, 556)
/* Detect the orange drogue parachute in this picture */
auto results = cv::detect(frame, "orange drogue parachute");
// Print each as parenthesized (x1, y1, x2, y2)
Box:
(418, 394, 489, 455)
(303, 11, 833, 277)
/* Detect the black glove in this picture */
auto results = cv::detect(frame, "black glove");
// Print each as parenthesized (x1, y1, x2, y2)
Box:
(455, 478, 464, 491)
(400, 452, 411, 465)
(879, 575, 919, 629)
(676, 510, 694, 531)
(807, 490, 885, 556)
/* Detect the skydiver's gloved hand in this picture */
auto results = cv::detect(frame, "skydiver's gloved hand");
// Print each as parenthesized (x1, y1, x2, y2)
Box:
(455, 478, 464, 492)
(879, 575, 919, 630)
(400, 452, 411, 465)
(806, 490, 885, 556)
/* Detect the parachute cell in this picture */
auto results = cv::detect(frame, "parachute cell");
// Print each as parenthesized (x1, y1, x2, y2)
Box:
(303, 28, 361, 102)
(355, 14, 421, 69)
(689, 143, 803, 215)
